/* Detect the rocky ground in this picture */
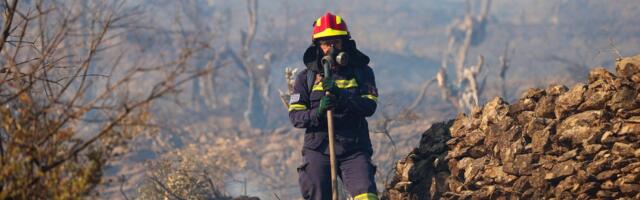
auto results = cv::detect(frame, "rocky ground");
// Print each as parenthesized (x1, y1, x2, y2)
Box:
(383, 54, 640, 199)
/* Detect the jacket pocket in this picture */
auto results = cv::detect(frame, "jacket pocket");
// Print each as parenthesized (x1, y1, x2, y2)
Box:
(303, 132, 324, 150)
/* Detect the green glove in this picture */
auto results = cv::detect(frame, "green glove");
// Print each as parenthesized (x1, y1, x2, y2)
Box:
(316, 95, 335, 118)
(322, 77, 341, 95)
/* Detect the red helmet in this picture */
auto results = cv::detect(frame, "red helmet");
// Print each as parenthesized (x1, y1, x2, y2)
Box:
(312, 12, 349, 41)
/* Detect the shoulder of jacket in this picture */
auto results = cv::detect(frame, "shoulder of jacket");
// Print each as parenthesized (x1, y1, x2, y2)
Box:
(355, 65, 374, 75)
(364, 65, 374, 71)
(295, 68, 310, 80)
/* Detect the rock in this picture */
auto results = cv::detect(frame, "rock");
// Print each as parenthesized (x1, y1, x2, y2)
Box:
(506, 154, 533, 176)
(481, 165, 516, 184)
(601, 180, 616, 190)
(463, 130, 485, 146)
(511, 176, 531, 191)
(456, 157, 473, 170)
(468, 146, 487, 158)
(450, 114, 470, 138)
(557, 110, 607, 146)
(555, 175, 579, 195)
(609, 156, 634, 170)
(545, 160, 577, 180)
(477, 186, 498, 199)
(509, 99, 536, 115)
(521, 88, 546, 100)
(555, 84, 587, 119)
(575, 169, 589, 182)
(480, 97, 510, 131)
(609, 81, 638, 111)
(588, 67, 616, 84)
(596, 190, 618, 198)
(616, 173, 638, 185)
(577, 69, 618, 111)
(619, 184, 640, 194)
(581, 144, 603, 157)
(556, 149, 578, 162)
(586, 151, 612, 175)
(547, 84, 569, 96)
(447, 144, 469, 159)
(534, 95, 557, 118)
(578, 182, 599, 194)
(463, 158, 486, 184)
(533, 85, 567, 118)
(526, 118, 554, 153)
(616, 55, 640, 79)
(595, 169, 619, 180)
(529, 168, 548, 188)
(621, 162, 640, 173)
(601, 131, 614, 143)
(616, 108, 640, 119)
(612, 142, 635, 157)
(618, 116, 640, 135)
(532, 129, 552, 154)
(515, 111, 535, 125)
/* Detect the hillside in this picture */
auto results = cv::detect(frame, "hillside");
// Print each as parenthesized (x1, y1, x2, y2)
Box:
(383, 55, 640, 199)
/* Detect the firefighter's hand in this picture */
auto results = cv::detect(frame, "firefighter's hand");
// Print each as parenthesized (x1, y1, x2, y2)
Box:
(316, 95, 336, 118)
(322, 77, 341, 96)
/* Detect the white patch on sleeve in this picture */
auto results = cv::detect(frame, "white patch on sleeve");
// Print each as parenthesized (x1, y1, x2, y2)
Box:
(289, 93, 301, 104)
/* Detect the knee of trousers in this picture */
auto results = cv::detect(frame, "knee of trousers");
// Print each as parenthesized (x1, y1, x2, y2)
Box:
(298, 149, 332, 199)
(347, 177, 377, 197)
(342, 153, 378, 196)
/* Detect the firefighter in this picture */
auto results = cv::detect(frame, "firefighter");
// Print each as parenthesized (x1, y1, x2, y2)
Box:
(288, 12, 379, 200)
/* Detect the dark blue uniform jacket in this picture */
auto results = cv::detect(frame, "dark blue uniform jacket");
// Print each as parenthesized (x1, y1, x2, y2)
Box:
(288, 40, 378, 156)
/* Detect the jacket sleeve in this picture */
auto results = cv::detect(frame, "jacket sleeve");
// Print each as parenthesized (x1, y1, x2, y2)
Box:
(341, 66, 378, 117)
(288, 70, 321, 128)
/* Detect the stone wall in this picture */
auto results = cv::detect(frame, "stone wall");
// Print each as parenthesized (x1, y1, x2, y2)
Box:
(383, 55, 640, 199)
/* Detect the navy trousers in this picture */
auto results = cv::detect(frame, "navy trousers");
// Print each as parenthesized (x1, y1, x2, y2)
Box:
(297, 148, 378, 200)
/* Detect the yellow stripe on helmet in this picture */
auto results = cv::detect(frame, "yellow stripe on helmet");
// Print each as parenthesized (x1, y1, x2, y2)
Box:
(354, 193, 378, 200)
(312, 28, 349, 39)
(335, 15, 342, 24)
(288, 103, 307, 112)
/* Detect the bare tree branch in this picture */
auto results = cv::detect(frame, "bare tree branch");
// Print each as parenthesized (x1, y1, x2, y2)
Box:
(119, 175, 130, 200)
(407, 78, 436, 111)
(0, 0, 18, 54)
